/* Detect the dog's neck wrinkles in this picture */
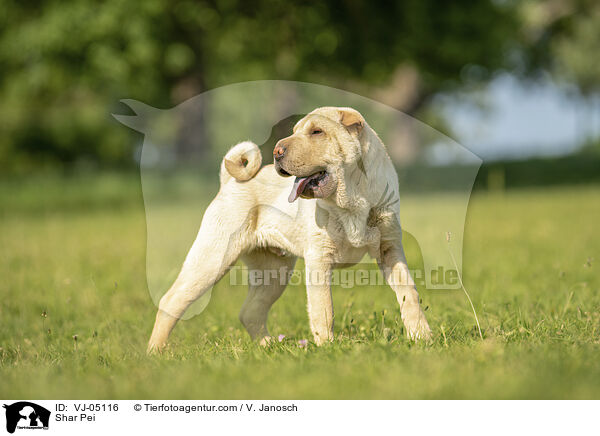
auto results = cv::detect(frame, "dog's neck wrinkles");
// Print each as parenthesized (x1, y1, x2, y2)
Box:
(317, 126, 392, 248)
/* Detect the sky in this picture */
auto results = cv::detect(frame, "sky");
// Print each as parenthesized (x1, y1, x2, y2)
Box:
(437, 73, 600, 161)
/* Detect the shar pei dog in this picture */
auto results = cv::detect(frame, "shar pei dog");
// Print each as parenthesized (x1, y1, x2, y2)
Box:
(148, 106, 431, 352)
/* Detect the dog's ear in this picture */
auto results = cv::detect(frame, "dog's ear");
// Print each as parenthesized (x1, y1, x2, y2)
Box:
(338, 108, 364, 134)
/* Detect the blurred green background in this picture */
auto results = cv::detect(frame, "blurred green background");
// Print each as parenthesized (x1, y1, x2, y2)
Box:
(1, 0, 600, 399)
(1, 0, 599, 173)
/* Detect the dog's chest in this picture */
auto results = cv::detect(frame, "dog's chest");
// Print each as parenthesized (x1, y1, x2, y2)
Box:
(327, 237, 370, 264)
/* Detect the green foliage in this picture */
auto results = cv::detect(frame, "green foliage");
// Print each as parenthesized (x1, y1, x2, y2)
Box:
(0, 0, 519, 171)
(553, 6, 600, 94)
(519, 0, 600, 95)
(1, 177, 599, 398)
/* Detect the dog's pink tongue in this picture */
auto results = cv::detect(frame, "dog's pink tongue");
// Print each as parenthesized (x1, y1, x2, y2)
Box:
(288, 176, 309, 203)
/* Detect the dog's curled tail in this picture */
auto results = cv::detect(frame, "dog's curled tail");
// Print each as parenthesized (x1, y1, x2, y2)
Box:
(220, 141, 262, 184)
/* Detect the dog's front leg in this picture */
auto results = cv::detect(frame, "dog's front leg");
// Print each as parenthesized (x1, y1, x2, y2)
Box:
(304, 257, 334, 345)
(379, 242, 432, 341)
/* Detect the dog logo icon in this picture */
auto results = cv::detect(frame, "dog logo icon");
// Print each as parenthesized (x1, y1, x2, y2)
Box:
(3, 402, 50, 434)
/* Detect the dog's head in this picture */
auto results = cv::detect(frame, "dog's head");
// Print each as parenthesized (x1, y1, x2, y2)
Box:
(273, 107, 366, 203)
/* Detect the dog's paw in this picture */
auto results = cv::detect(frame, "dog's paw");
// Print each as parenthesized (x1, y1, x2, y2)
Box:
(258, 336, 274, 346)
(405, 317, 432, 343)
(311, 331, 335, 346)
(146, 342, 167, 355)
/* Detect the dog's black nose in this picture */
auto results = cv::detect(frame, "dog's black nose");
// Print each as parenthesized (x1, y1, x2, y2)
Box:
(273, 143, 286, 161)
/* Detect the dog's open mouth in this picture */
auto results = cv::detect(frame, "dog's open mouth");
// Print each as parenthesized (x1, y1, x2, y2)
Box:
(288, 171, 329, 203)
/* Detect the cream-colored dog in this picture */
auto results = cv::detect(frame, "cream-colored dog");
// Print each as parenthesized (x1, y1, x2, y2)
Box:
(148, 107, 431, 352)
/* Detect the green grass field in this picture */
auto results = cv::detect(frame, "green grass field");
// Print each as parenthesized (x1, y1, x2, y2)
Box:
(1, 173, 599, 399)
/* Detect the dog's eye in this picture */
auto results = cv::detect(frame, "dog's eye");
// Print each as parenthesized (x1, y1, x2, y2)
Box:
(311, 128, 323, 135)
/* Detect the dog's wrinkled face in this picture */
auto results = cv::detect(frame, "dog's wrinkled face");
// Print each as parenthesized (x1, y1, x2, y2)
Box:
(274, 107, 365, 203)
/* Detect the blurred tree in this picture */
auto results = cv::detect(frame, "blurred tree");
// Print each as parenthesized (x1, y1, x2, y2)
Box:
(0, 0, 525, 171)
(519, 0, 600, 146)
(519, 0, 600, 95)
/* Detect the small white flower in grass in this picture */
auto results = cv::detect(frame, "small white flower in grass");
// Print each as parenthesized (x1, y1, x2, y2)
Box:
(298, 339, 308, 348)
(278, 334, 285, 342)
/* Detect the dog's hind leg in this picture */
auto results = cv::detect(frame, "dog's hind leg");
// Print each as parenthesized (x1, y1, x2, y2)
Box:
(147, 200, 255, 353)
(239, 249, 297, 344)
